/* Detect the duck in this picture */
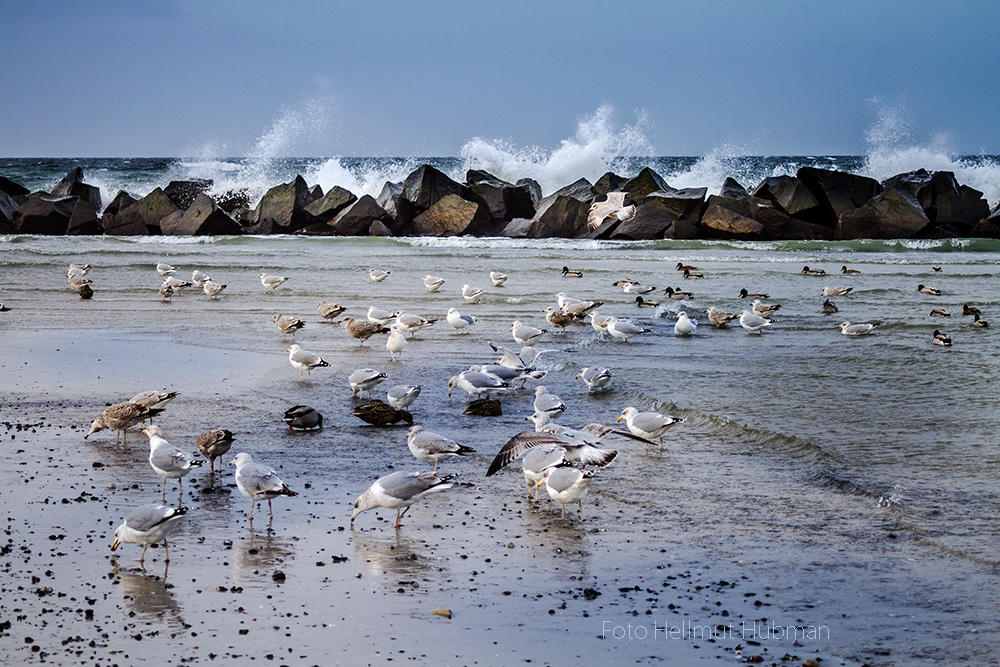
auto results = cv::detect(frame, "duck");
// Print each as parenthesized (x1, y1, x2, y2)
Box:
(738, 288, 769, 299)
(283, 405, 323, 431)
(352, 400, 413, 427)
(932, 330, 952, 346)
(962, 304, 982, 316)
(918, 284, 942, 296)
(931, 266, 942, 272)
(801, 266, 826, 276)
(682, 269, 704, 280)
(463, 397, 502, 416)
(633, 296, 659, 308)
(676, 262, 699, 271)
(561, 266, 583, 278)
(663, 287, 693, 300)
(929, 309, 950, 318)
(841, 265, 861, 274)
(972, 314, 989, 328)
(822, 299, 839, 314)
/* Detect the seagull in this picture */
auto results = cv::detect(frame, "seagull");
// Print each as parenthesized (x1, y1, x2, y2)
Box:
(561, 266, 583, 278)
(739, 310, 772, 334)
(386, 324, 407, 360)
(801, 266, 826, 276)
(461, 284, 485, 303)
(841, 265, 861, 274)
(129, 390, 179, 424)
(229, 452, 298, 522)
(351, 470, 457, 528)
(838, 321, 878, 336)
(349, 368, 388, 398)
(962, 304, 982, 317)
(162, 275, 192, 292)
(576, 367, 612, 393)
(85, 402, 150, 445)
(544, 465, 595, 520)
(68, 274, 92, 292)
(674, 311, 697, 336)
(318, 302, 346, 320)
(352, 400, 413, 427)
(368, 268, 390, 282)
(394, 312, 435, 338)
(555, 293, 603, 317)
(195, 429, 235, 474)
(751, 299, 781, 317)
(287, 344, 329, 379)
(533, 385, 567, 419)
(144, 425, 203, 504)
(589, 311, 612, 335)
(587, 191, 635, 230)
(663, 287, 693, 300)
(511, 321, 547, 346)
(918, 284, 942, 296)
(822, 299, 839, 314)
(190, 269, 211, 286)
(367, 305, 398, 326)
(471, 363, 545, 390)
(422, 275, 445, 292)
(738, 288, 769, 299)
(617, 407, 684, 452)
(520, 445, 568, 501)
(275, 314, 305, 335)
(159, 284, 174, 302)
(446, 308, 477, 334)
(706, 307, 738, 328)
(111, 504, 187, 564)
(67, 263, 92, 278)
(972, 314, 989, 328)
(259, 272, 288, 290)
(604, 316, 651, 343)
(543, 306, 576, 332)
(341, 316, 387, 346)
(487, 420, 620, 476)
(406, 426, 475, 472)
(682, 269, 704, 280)
(155, 261, 175, 276)
(490, 271, 508, 287)
(387, 385, 421, 410)
(621, 283, 656, 294)
(283, 405, 323, 431)
(933, 330, 952, 346)
(202, 280, 227, 299)
(448, 370, 506, 399)
(822, 286, 853, 297)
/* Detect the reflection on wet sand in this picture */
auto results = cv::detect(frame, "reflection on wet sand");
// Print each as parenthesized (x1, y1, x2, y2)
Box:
(229, 531, 295, 586)
(352, 532, 449, 580)
(113, 562, 186, 628)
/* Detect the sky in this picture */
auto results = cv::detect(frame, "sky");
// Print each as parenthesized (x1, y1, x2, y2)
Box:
(2, 0, 998, 158)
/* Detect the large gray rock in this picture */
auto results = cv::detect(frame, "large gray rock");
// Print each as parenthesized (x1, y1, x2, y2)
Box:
(50, 167, 102, 209)
(160, 193, 242, 235)
(970, 217, 1000, 239)
(216, 189, 251, 213)
(328, 195, 387, 236)
(700, 204, 764, 240)
(550, 178, 594, 202)
(500, 217, 534, 238)
(304, 186, 357, 223)
(752, 175, 821, 217)
(720, 177, 749, 200)
(103, 187, 177, 235)
(779, 215, 835, 241)
(0, 191, 17, 234)
(464, 176, 535, 222)
(249, 175, 317, 234)
(376, 181, 419, 230)
(622, 167, 670, 201)
(66, 199, 101, 235)
(610, 189, 705, 240)
(797, 166, 881, 224)
(13, 195, 77, 235)
(928, 172, 989, 231)
(593, 172, 627, 198)
(882, 170, 934, 211)
(163, 179, 213, 210)
(836, 187, 929, 240)
(523, 194, 590, 238)
(409, 194, 490, 236)
(516, 178, 543, 206)
(103, 190, 137, 217)
(369, 220, 393, 236)
(0, 176, 29, 198)
(402, 164, 463, 210)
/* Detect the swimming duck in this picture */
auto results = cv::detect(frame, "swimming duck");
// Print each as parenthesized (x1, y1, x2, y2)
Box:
(676, 263, 699, 271)
(929, 309, 950, 318)
(841, 265, 861, 274)
(682, 269, 704, 279)
(918, 284, 942, 296)
(561, 266, 583, 278)
(822, 299, 839, 314)
(738, 288, 769, 299)
(633, 296, 659, 308)
(972, 314, 989, 328)
(663, 287, 693, 300)
(801, 266, 826, 276)
(962, 304, 981, 316)
(932, 330, 952, 346)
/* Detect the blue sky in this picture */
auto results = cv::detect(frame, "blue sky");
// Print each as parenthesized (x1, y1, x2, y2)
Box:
(2, 0, 998, 157)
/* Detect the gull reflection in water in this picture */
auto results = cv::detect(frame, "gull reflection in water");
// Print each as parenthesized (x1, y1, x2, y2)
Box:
(229, 531, 295, 587)
(112, 562, 186, 628)
(351, 531, 448, 579)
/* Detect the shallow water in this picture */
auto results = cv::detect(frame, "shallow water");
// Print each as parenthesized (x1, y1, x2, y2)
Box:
(1, 234, 998, 665)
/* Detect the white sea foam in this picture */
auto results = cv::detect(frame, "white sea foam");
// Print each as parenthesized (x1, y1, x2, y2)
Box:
(458, 105, 653, 196)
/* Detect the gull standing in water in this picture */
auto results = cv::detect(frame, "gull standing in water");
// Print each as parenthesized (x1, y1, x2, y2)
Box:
(394, 312, 435, 338)
(446, 308, 477, 334)
(490, 271, 508, 287)
(617, 406, 684, 452)
(274, 314, 305, 335)
(545, 465, 595, 520)
(461, 284, 485, 303)
(520, 445, 568, 501)
(604, 316, 651, 343)
(190, 269, 211, 286)
(195, 428, 235, 474)
(367, 305, 398, 326)
(341, 316, 387, 346)
(511, 320, 548, 346)
(229, 452, 298, 523)
(368, 268, 390, 282)
(448, 370, 506, 400)
(111, 504, 187, 564)
(706, 307, 738, 328)
(739, 310, 772, 334)
(351, 471, 457, 528)
(259, 272, 289, 291)
(156, 261, 176, 276)
(202, 280, 227, 299)
(533, 386, 567, 419)
(349, 368, 388, 398)
(145, 425, 203, 505)
(406, 426, 475, 472)
(387, 385, 421, 410)
(422, 275, 445, 292)
(129, 390, 179, 424)
(751, 299, 781, 317)
(287, 344, 330, 379)
(318, 302, 346, 320)
(386, 324, 407, 361)
(674, 311, 697, 336)
(85, 402, 150, 445)
(576, 367, 612, 393)
(838, 321, 878, 336)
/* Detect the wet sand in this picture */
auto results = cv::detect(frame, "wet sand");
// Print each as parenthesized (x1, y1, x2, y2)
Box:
(0, 331, 853, 666)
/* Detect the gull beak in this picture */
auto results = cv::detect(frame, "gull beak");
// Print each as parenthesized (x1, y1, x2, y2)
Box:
(228, 459, 236, 467)
(615, 416, 623, 423)
(141, 428, 148, 435)
(111, 539, 119, 551)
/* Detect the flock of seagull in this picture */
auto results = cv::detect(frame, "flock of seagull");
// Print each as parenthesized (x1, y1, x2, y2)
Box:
(75, 255, 989, 565)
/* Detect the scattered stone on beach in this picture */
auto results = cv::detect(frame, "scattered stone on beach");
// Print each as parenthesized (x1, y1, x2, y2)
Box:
(431, 608, 453, 618)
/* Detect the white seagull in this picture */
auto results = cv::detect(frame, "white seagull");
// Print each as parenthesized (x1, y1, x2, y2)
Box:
(617, 406, 684, 453)
(446, 308, 477, 334)
(351, 471, 457, 528)
(287, 344, 330, 379)
(111, 504, 187, 564)
(229, 452, 298, 522)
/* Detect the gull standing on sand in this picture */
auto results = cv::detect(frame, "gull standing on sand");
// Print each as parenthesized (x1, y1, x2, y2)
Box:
(448, 370, 506, 399)
(386, 324, 407, 361)
(202, 280, 226, 299)
(351, 471, 457, 528)
(739, 310, 772, 334)
(145, 425, 203, 504)
(520, 445, 568, 501)
(406, 425, 475, 472)
(617, 407, 684, 453)
(283, 405, 323, 431)
(275, 314, 305, 335)
(368, 268, 390, 282)
(349, 368, 388, 398)
(195, 428, 235, 474)
(318, 302, 346, 320)
(287, 344, 330, 379)
(604, 316, 650, 343)
(111, 504, 187, 564)
(533, 385, 567, 419)
(545, 465, 595, 520)
(229, 452, 298, 522)
(85, 402, 150, 445)
(674, 311, 697, 336)
(490, 271, 508, 287)
(156, 261, 175, 276)
(341, 316, 387, 346)
(576, 367, 612, 393)
(838, 321, 878, 336)
(587, 191, 636, 230)
(387, 385, 421, 410)
(259, 272, 289, 291)
(446, 308, 477, 334)
(461, 284, 485, 303)
(511, 320, 547, 346)
(422, 275, 445, 292)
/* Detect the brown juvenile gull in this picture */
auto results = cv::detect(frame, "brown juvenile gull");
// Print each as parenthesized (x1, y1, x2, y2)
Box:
(195, 428, 235, 474)
(351, 470, 457, 528)
(706, 306, 738, 328)
(318, 302, 346, 320)
(587, 191, 635, 231)
(341, 316, 387, 346)
(229, 452, 298, 522)
(129, 390, 179, 424)
(543, 307, 575, 333)
(111, 504, 187, 564)
(274, 313, 305, 335)
(85, 402, 150, 445)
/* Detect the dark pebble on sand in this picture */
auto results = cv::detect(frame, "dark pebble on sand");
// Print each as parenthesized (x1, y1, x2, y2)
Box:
(272, 571, 285, 582)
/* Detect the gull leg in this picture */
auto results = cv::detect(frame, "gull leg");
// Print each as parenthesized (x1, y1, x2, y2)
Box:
(561, 503, 566, 520)
(161, 478, 167, 501)
(137, 544, 148, 563)
(269, 499, 274, 519)
(249, 501, 255, 522)
(163, 539, 170, 563)
(178, 479, 183, 507)
(579, 501, 586, 521)
(432, 460, 439, 474)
